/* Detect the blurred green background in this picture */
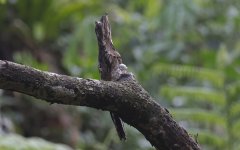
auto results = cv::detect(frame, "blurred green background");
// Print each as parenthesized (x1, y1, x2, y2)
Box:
(0, 0, 240, 150)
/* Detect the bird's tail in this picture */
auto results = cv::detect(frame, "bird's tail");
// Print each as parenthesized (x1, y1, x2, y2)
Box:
(110, 112, 126, 140)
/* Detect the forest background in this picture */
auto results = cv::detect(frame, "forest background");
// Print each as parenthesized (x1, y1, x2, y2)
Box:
(0, 0, 240, 150)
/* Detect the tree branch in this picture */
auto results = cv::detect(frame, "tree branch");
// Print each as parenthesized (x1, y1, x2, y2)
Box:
(0, 15, 201, 150)
(0, 60, 128, 109)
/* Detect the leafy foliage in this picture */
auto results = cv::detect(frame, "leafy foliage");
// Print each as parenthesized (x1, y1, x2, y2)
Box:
(157, 46, 240, 149)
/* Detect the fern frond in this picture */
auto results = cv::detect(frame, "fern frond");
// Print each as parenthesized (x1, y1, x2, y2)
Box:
(169, 108, 226, 129)
(160, 86, 226, 106)
(152, 63, 224, 87)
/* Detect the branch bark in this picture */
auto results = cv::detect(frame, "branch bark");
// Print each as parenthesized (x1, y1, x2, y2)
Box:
(0, 15, 201, 150)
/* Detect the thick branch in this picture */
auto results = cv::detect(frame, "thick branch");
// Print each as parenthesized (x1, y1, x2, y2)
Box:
(0, 60, 128, 109)
(0, 60, 200, 150)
